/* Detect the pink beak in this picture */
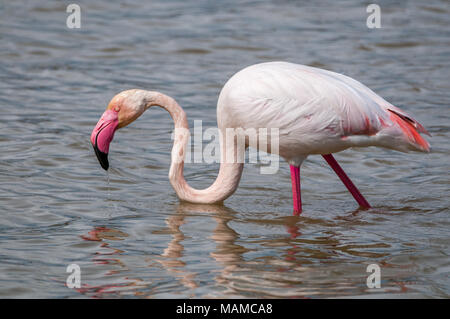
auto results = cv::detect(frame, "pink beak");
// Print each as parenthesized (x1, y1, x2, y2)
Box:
(91, 110, 119, 170)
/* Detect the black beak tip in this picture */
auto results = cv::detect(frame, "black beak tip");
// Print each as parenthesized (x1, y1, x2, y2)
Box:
(93, 144, 109, 171)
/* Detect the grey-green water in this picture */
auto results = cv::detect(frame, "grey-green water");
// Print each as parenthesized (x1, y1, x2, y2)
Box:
(0, 0, 449, 298)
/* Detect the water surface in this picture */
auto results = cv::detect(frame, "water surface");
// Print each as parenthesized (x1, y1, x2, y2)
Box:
(0, 0, 449, 298)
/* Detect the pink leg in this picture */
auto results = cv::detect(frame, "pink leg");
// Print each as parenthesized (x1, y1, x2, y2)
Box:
(290, 165, 302, 215)
(322, 154, 371, 208)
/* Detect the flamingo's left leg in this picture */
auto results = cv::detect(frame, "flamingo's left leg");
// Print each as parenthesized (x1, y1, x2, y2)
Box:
(322, 154, 371, 209)
(290, 165, 302, 215)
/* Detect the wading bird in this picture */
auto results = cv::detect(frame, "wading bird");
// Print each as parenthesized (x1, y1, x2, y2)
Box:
(91, 62, 430, 214)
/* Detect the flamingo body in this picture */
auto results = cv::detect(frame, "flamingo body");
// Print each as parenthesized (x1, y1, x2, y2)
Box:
(218, 62, 429, 166)
(91, 62, 430, 214)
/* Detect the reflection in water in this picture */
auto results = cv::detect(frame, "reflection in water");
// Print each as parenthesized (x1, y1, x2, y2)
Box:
(179, 203, 248, 296)
(78, 226, 152, 298)
(75, 203, 422, 298)
(81, 227, 127, 268)
(156, 206, 198, 290)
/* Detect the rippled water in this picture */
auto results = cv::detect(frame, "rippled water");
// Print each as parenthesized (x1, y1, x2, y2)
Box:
(0, 0, 449, 298)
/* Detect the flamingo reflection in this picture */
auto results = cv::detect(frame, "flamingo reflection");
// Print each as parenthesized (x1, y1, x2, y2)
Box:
(76, 203, 309, 298)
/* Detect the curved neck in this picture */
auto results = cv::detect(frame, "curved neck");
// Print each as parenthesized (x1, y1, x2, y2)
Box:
(148, 92, 244, 204)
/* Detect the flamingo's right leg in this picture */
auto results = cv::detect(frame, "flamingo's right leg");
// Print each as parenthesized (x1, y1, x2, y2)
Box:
(322, 154, 371, 209)
(290, 165, 302, 215)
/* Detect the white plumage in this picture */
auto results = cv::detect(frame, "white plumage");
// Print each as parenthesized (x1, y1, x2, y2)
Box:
(218, 62, 429, 166)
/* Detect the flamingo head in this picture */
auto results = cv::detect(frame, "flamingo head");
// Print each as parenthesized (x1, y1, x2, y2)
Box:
(91, 89, 150, 170)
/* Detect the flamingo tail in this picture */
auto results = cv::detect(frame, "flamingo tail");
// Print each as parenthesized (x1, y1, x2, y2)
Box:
(388, 109, 431, 152)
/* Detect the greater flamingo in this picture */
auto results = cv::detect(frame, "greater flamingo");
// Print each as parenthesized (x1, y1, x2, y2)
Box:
(91, 62, 430, 214)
